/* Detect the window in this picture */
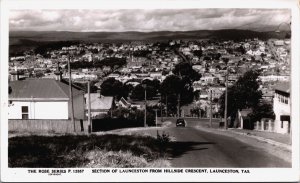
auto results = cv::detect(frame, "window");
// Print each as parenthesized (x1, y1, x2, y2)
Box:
(21, 106, 29, 119)
(284, 97, 288, 104)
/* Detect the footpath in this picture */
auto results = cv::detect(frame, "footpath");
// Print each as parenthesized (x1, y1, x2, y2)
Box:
(197, 125, 292, 152)
(228, 128, 291, 151)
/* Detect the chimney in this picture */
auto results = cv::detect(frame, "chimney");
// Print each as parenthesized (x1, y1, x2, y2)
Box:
(54, 62, 63, 81)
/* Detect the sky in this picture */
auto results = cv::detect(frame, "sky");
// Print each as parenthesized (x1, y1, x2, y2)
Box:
(9, 9, 291, 32)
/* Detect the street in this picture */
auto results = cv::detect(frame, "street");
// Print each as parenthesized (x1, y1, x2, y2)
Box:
(156, 118, 291, 167)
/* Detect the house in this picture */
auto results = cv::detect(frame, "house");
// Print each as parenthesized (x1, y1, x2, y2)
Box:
(149, 72, 162, 81)
(118, 97, 131, 108)
(84, 93, 114, 118)
(199, 91, 208, 99)
(236, 109, 253, 129)
(208, 86, 225, 100)
(274, 40, 284, 46)
(259, 75, 290, 82)
(8, 79, 85, 120)
(273, 82, 290, 134)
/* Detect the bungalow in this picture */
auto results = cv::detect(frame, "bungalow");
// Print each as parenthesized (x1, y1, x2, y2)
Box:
(8, 79, 85, 120)
(84, 93, 114, 118)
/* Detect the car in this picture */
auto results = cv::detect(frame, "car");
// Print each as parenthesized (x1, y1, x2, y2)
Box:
(176, 118, 186, 127)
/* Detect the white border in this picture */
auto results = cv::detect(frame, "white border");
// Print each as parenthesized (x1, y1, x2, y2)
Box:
(1, 0, 299, 182)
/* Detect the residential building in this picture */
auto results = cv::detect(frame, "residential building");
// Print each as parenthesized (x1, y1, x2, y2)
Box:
(273, 82, 290, 134)
(84, 93, 114, 118)
(118, 97, 131, 108)
(208, 86, 225, 100)
(259, 75, 290, 82)
(8, 79, 85, 120)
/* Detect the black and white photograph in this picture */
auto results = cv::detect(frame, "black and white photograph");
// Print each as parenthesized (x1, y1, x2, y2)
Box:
(1, 0, 299, 182)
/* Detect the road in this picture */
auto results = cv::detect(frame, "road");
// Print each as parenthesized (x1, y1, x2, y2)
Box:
(156, 118, 291, 167)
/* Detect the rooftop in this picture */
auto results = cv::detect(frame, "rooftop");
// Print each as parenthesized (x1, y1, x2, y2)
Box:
(274, 82, 290, 94)
(9, 79, 83, 100)
(84, 93, 114, 110)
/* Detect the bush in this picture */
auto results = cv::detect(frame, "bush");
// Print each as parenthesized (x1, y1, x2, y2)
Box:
(92, 117, 143, 132)
(156, 131, 170, 155)
(9, 134, 169, 168)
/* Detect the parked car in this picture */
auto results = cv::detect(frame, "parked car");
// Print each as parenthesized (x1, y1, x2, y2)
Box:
(176, 118, 186, 127)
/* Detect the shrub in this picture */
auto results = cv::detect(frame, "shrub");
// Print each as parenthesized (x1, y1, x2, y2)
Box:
(156, 131, 170, 155)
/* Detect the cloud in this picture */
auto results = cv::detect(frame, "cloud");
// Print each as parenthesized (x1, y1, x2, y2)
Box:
(9, 9, 291, 32)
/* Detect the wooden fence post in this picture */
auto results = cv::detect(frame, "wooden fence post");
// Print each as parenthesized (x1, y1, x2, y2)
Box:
(261, 120, 264, 131)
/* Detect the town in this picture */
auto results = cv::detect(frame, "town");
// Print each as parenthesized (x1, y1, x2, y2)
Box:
(6, 8, 293, 170)
(8, 37, 290, 134)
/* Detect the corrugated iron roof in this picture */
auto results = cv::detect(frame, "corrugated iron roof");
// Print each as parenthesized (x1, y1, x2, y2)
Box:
(85, 93, 113, 110)
(9, 79, 83, 100)
(274, 82, 290, 93)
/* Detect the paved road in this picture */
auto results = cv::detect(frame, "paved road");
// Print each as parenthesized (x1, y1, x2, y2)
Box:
(159, 118, 290, 167)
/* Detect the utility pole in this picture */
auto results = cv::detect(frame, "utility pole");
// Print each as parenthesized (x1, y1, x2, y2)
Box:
(143, 84, 147, 127)
(68, 55, 75, 132)
(165, 95, 168, 118)
(224, 67, 228, 130)
(178, 70, 182, 118)
(210, 89, 212, 128)
(160, 94, 163, 122)
(154, 109, 158, 127)
(177, 94, 180, 118)
(88, 80, 92, 133)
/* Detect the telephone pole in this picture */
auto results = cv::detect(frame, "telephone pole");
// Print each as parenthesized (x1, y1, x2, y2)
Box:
(68, 55, 75, 132)
(143, 84, 147, 127)
(210, 89, 212, 128)
(87, 80, 92, 133)
(165, 95, 168, 118)
(154, 109, 158, 127)
(177, 94, 181, 118)
(224, 67, 228, 130)
(160, 94, 163, 122)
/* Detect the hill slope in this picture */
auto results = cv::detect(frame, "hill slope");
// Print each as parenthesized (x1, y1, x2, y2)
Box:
(9, 29, 289, 54)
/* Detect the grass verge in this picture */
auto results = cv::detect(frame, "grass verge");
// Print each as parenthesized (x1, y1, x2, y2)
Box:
(8, 134, 171, 168)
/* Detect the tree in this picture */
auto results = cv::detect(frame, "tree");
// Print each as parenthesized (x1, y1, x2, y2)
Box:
(74, 81, 98, 93)
(193, 49, 203, 58)
(35, 71, 44, 78)
(172, 62, 201, 83)
(100, 78, 129, 100)
(131, 79, 160, 100)
(94, 57, 126, 69)
(160, 75, 182, 95)
(112, 107, 130, 118)
(248, 102, 275, 122)
(160, 75, 194, 115)
(131, 84, 145, 100)
(190, 106, 204, 118)
(219, 70, 262, 127)
(159, 62, 202, 115)
(236, 45, 246, 54)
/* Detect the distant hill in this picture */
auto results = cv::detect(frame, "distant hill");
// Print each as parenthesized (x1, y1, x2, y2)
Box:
(9, 29, 290, 54)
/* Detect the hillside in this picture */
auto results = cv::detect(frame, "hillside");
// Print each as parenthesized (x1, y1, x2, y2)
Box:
(9, 29, 289, 54)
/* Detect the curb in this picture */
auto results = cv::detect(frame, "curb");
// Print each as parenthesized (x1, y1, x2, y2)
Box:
(196, 126, 292, 151)
(228, 130, 292, 151)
